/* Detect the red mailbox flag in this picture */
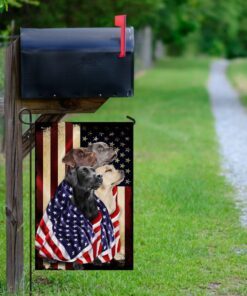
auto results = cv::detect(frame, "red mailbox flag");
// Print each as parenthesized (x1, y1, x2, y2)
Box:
(115, 15, 126, 58)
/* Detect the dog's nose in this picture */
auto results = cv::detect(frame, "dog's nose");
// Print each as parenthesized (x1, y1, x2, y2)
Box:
(97, 174, 103, 182)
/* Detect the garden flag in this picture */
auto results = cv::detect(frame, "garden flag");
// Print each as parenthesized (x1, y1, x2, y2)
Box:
(35, 122, 133, 270)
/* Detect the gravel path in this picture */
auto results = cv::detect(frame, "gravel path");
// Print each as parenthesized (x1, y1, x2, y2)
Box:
(208, 60, 247, 227)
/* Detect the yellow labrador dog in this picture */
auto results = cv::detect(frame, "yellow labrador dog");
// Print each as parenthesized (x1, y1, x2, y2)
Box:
(95, 165, 125, 260)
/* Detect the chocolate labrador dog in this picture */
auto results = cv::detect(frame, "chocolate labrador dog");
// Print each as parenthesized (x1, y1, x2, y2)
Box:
(65, 166, 103, 221)
(87, 142, 117, 168)
(62, 147, 97, 171)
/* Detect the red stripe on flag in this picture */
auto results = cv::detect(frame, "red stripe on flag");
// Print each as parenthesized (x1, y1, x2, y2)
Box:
(50, 262, 58, 270)
(114, 230, 120, 238)
(112, 186, 118, 196)
(65, 123, 73, 152)
(39, 246, 53, 260)
(93, 226, 101, 233)
(36, 127, 43, 229)
(35, 126, 44, 269)
(93, 234, 101, 258)
(45, 234, 67, 261)
(125, 186, 133, 267)
(113, 220, 120, 228)
(84, 252, 92, 263)
(102, 254, 110, 262)
(35, 234, 44, 247)
(40, 218, 49, 235)
(65, 263, 74, 270)
(50, 123, 58, 198)
(91, 211, 102, 226)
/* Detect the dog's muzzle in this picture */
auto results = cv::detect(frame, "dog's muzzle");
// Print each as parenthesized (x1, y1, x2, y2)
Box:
(96, 174, 103, 183)
(92, 175, 103, 189)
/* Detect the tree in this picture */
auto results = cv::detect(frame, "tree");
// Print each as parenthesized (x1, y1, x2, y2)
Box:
(1, 0, 247, 57)
(0, 0, 162, 31)
(154, 0, 199, 55)
(0, 0, 39, 13)
(195, 0, 242, 57)
(0, 0, 8, 12)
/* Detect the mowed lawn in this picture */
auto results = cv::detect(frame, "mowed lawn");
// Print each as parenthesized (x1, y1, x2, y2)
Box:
(228, 58, 247, 105)
(0, 58, 247, 295)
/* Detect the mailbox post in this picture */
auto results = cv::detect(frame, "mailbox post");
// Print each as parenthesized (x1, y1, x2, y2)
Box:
(4, 16, 134, 293)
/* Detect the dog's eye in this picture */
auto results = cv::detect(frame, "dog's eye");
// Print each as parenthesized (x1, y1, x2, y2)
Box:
(105, 169, 112, 173)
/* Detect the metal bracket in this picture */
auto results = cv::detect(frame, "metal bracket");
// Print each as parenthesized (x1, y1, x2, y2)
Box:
(126, 115, 136, 125)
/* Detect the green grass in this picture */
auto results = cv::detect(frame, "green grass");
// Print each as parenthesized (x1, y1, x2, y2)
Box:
(0, 58, 247, 295)
(228, 58, 247, 106)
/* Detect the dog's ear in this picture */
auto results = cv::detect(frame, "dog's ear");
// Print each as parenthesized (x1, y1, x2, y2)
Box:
(62, 149, 76, 168)
(65, 167, 78, 187)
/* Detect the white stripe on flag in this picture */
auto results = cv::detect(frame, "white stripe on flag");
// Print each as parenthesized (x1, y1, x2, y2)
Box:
(118, 187, 125, 256)
(43, 259, 51, 270)
(73, 124, 81, 148)
(58, 263, 66, 270)
(43, 127, 51, 210)
(57, 122, 66, 184)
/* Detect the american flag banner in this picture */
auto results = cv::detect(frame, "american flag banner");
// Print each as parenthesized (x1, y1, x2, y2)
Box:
(35, 122, 133, 270)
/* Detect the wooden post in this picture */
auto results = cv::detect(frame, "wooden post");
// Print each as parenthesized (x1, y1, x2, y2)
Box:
(4, 40, 23, 292)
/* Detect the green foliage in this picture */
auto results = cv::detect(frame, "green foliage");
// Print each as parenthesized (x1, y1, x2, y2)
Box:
(1, 0, 247, 56)
(0, 0, 38, 13)
(0, 0, 162, 28)
(0, 0, 8, 13)
(152, 0, 247, 57)
(154, 0, 199, 55)
(195, 0, 244, 58)
(8, 0, 39, 8)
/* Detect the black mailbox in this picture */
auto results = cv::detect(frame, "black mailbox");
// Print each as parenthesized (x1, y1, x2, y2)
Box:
(20, 27, 134, 99)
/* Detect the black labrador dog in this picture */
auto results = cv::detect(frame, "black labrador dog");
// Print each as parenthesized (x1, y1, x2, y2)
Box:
(65, 166, 103, 221)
